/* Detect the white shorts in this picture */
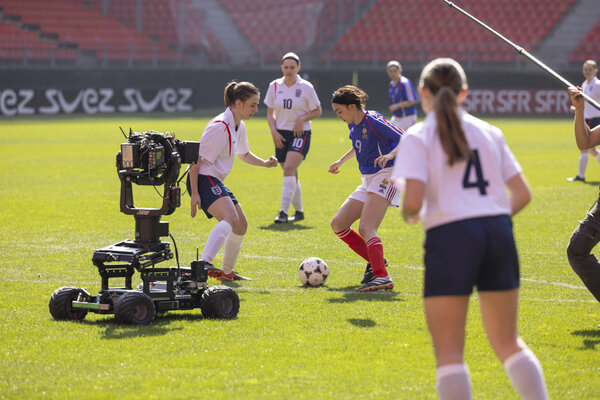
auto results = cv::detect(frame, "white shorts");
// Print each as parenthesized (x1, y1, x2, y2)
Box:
(391, 114, 417, 132)
(348, 167, 401, 207)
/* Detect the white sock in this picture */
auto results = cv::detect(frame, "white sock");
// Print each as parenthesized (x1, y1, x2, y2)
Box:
(578, 152, 589, 178)
(200, 220, 232, 263)
(436, 363, 472, 400)
(292, 180, 303, 213)
(222, 233, 244, 274)
(595, 151, 600, 162)
(279, 176, 296, 214)
(504, 349, 548, 400)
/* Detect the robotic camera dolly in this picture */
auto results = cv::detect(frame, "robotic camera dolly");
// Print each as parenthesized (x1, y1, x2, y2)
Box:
(49, 129, 240, 324)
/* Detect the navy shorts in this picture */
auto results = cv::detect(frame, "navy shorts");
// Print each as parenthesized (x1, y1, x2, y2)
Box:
(186, 174, 238, 219)
(275, 129, 311, 163)
(586, 117, 600, 129)
(423, 215, 520, 297)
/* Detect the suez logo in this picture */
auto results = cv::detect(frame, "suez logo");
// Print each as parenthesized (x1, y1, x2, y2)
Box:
(462, 89, 572, 114)
(0, 87, 193, 116)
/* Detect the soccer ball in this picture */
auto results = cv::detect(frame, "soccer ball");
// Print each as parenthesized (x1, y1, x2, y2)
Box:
(298, 257, 329, 287)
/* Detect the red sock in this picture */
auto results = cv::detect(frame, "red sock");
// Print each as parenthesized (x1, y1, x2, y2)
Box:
(366, 237, 387, 277)
(335, 228, 369, 262)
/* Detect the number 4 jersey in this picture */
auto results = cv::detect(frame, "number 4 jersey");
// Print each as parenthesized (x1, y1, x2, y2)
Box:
(392, 109, 522, 231)
(264, 76, 321, 131)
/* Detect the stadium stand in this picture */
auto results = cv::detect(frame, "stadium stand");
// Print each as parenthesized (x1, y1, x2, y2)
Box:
(570, 19, 600, 64)
(327, 0, 578, 65)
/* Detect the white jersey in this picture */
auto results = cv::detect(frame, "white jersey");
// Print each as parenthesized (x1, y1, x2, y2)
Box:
(264, 75, 321, 131)
(392, 109, 522, 231)
(196, 107, 250, 182)
(582, 76, 600, 119)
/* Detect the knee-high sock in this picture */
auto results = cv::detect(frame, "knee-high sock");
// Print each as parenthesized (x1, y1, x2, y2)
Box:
(222, 232, 244, 274)
(504, 349, 548, 400)
(280, 176, 296, 213)
(201, 220, 232, 263)
(291, 180, 303, 212)
(335, 228, 369, 262)
(436, 363, 472, 400)
(578, 152, 589, 178)
(366, 236, 387, 277)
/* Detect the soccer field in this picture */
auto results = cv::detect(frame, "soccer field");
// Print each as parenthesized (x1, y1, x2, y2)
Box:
(1, 116, 599, 399)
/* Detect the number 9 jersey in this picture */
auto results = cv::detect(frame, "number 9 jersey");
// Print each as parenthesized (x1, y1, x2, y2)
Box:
(392, 109, 522, 231)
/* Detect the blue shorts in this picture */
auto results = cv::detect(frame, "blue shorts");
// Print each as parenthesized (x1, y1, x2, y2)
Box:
(275, 129, 311, 163)
(186, 174, 238, 219)
(586, 117, 600, 129)
(423, 215, 520, 297)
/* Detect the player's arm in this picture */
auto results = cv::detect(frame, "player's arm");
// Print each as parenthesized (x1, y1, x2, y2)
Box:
(329, 147, 355, 174)
(267, 107, 284, 148)
(189, 158, 201, 218)
(402, 178, 424, 224)
(238, 151, 278, 168)
(293, 105, 322, 137)
(390, 99, 419, 112)
(505, 172, 531, 216)
(569, 86, 600, 149)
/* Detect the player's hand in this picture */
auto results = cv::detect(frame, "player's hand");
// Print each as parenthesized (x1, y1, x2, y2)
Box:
(568, 86, 584, 109)
(374, 154, 393, 169)
(190, 193, 201, 218)
(293, 118, 304, 137)
(329, 160, 342, 174)
(272, 131, 285, 148)
(264, 156, 278, 168)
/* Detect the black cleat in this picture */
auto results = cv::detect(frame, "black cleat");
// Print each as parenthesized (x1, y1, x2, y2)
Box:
(567, 175, 585, 182)
(358, 276, 394, 292)
(291, 211, 304, 222)
(361, 258, 388, 284)
(274, 211, 288, 223)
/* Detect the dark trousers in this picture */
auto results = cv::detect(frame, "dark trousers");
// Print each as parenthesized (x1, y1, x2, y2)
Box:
(567, 189, 600, 302)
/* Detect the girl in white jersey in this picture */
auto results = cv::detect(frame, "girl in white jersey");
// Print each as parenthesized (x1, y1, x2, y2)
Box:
(264, 52, 322, 224)
(392, 58, 548, 400)
(188, 81, 278, 281)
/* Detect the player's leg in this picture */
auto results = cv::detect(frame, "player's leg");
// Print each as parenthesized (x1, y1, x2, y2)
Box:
(220, 202, 251, 280)
(277, 151, 303, 220)
(425, 296, 472, 400)
(201, 196, 239, 269)
(567, 191, 600, 302)
(567, 150, 587, 182)
(479, 289, 548, 400)
(331, 198, 369, 262)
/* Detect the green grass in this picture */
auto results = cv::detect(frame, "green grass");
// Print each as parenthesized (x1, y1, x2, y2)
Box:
(1, 115, 599, 399)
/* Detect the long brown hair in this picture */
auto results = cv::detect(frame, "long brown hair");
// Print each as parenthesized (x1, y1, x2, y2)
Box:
(224, 80, 260, 108)
(420, 58, 470, 166)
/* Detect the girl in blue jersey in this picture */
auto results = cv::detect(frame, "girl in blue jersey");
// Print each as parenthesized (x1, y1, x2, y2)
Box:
(329, 85, 403, 292)
(393, 58, 548, 400)
(387, 60, 419, 131)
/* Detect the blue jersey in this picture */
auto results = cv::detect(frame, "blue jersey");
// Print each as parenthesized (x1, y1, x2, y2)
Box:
(348, 110, 403, 174)
(389, 76, 418, 118)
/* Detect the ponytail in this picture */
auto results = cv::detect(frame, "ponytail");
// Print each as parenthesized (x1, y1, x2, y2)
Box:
(224, 80, 260, 108)
(420, 58, 470, 166)
(435, 86, 470, 166)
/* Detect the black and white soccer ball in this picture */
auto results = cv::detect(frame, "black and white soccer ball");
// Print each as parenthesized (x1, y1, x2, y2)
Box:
(298, 257, 329, 287)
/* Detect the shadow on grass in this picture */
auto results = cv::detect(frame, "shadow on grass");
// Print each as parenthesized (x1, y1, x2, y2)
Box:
(584, 181, 600, 186)
(258, 223, 313, 231)
(326, 286, 403, 303)
(348, 318, 376, 328)
(571, 329, 600, 350)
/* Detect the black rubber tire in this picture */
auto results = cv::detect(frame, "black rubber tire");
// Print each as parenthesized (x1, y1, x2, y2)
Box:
(49, 286, 88, 321)
(114, 292, 155, 325)
(200, 285, 240, 319)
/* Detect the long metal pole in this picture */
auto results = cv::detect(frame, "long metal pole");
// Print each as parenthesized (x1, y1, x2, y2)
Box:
(442, 0, 600, 111)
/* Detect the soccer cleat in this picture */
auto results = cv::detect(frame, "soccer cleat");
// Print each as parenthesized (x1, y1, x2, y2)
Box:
(274, 211, 288, 223)
(357, 276, 394, 292)
(361, 258, 388, 284)
(567, 175, 585, 182)
(291, 211, 304, 222)
(204, 262, 225, 279)
(216, 271, 252, 281)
